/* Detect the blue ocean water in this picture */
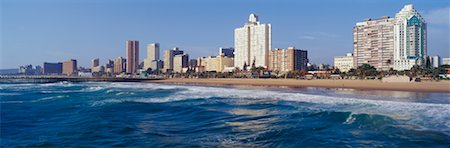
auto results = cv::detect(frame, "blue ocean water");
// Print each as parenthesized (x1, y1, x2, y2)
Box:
(1, 81, 449, 147)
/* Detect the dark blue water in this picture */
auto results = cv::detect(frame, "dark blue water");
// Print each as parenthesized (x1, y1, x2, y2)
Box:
(1, 82, 449, 147)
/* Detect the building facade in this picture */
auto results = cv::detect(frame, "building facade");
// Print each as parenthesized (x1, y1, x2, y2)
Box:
(63, 59, 77, 76)
(353, 16, 395, 71)
(114, 57, 126, 74)
(428, 55, 440, 68)
(268, 47, 308, 72)
(173, 54, 189, 73)
(43, 62, 62, 75)
(219, 47, 235, 57)
(393, 4, 427, 70)
(92, 58, 99, 68)
(126, 40, 139, 74)
(334, 53, 355, 72)
(163, 47, 184, 72)
(442, 58, 450, 66)
(144, 43, 160, 70)
(234, 14, 271, 69)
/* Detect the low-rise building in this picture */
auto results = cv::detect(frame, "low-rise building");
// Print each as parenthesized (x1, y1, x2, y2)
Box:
(334, 53, 355, 72)
(198, 55, 234, 72)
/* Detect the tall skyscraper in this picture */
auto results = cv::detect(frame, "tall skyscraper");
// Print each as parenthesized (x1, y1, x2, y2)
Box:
(62, 59, 77, 76)
(393, 4, 427, 70)
(353, 16, 395, 71)
(126, 40, 139, 74)
(144, 43, 160, 70)
(114, 57, 126, 74)
(234, 13, 272, 69)
(268, 47, 308, 72)
(163, 47, 184, 72)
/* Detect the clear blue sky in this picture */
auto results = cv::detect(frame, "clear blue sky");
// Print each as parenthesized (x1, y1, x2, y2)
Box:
(1, 0, 449, 69)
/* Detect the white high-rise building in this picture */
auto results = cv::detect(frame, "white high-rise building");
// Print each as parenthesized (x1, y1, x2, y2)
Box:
(393, 4, 427, 70)
(234, 13, 272, 69)
(144, 43, 160, 70)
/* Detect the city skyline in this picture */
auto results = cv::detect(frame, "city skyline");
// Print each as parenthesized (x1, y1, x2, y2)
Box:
(1, 0, 449, 69)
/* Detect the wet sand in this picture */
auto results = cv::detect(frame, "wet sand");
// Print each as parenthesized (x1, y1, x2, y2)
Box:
(149, 78, 450, 93)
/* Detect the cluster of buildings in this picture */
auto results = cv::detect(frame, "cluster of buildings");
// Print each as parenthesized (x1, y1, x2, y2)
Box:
(15, 4, 448, 77)
(334, 4, 449, 72)
(18, 13, 310, 77)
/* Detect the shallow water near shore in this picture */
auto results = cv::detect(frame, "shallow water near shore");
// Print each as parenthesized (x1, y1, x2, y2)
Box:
(1, 81, 449, 147)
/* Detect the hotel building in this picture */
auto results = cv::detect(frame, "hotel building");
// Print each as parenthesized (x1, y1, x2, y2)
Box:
(334, 53, 355, 72)
(163, 47, 184, 72)
(144, 43, 160, 70)
(442, 58, 450, 66)
(197, 55, 234, 72)
(234, 13, 271, 69)
(126, 40, 139, 74)
(393, 4, 427, 70)
(353, 16, 395, 71)
(62, 59, 77, 76)
(268, 47, 308, 72)
(43, 62, 62, 75)
(114, 57, 126, 74)
(173, 54, 189, 73)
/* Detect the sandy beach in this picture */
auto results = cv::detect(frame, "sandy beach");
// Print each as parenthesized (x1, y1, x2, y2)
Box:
(150, 78, 450, 93)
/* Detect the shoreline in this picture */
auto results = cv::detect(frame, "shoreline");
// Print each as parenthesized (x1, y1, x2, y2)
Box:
(149, 78, 450, 93)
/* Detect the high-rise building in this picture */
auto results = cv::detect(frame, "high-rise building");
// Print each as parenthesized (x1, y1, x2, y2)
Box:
(173, 54, 189, 73)
(234, 14, 271, 69)
(144, 43, 160, 70)
(126, 40, 139, 74)
(43, 62, 62, 75)
(334, 53, 355, 72)
(163, 47, 184, 72)
(92, 58, 100, 68)
(219, 47, 235, 57)
(63, 59, 77, 76)
(268, 47, 308, 72)
(393, 4, 427, 70)
(114, 57, 126, 74)
(353, 16, 395, 71)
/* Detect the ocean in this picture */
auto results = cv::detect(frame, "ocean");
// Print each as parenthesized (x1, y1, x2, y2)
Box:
(1, 81, 449, 147)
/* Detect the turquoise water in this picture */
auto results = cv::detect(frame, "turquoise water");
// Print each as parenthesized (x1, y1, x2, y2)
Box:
(1, 82, 449, 147)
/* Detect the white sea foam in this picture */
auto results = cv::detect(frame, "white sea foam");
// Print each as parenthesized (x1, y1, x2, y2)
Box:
(89, 82, 450, 132)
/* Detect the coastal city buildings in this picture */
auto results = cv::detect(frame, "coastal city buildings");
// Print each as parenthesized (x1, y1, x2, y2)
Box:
(144, 43, 160, 71)
(126, 40, 139, 74)
(173, 54, 189, 73)
(105, 60, 114, 74)
(268, 47, 308, 72)
(393, 4, 427, 70)
(429, 56, 440, 68)
(163, 47, 184, 72)
(197, 55, 234, 72)
(353, 16, 395, 71)
(334, 53, 355, 72)
(92, 58, 100, 68)
(442, 58, 450, 65)
(43, 62, 63, 75)
(62, 59, 77, 76)
(234, 14, 272, 69)
(114, 57, 126, 74)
